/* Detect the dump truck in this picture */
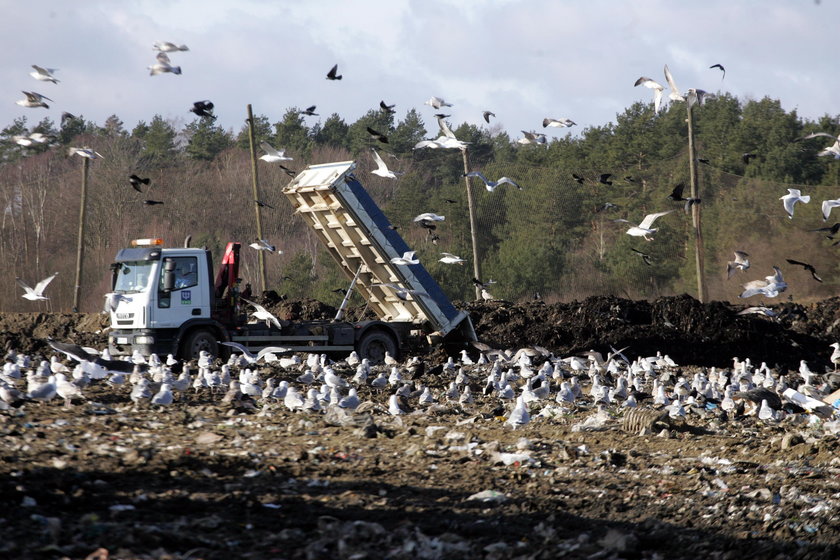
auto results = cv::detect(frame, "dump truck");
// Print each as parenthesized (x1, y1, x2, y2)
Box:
(106, 160, 476, 362)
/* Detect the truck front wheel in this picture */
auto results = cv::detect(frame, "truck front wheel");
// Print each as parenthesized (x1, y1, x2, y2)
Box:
(181, 329, 219, 361)
(357, 330, 397, 364)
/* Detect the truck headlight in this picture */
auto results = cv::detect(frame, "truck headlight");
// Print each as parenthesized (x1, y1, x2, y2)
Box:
(116, 337, 129, 344)
(134, 335, 154, 345)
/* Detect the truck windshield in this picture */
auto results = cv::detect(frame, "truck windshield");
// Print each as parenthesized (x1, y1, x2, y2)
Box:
(113, 261, 156, 294)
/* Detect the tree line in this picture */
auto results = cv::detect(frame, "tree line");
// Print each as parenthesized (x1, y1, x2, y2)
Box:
(1, 93, 838, 313)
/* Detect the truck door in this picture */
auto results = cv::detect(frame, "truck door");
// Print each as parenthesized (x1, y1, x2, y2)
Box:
(154, 256, 209, 327)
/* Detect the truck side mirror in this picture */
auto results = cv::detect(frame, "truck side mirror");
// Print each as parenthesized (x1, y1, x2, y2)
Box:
(163, 259, 176, 292)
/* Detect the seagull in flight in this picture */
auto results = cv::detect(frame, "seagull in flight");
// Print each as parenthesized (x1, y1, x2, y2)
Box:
(326, 64, 342, 80)
(13, 132, 49, 147)
(821, 199, 840, 221)
(221, 341, 292, 364)
(30, 65, 59, 83)
(543, 117, 576, 128)
(16, 272, 58, 301)
(727, 251, 750, 278)
(153, 42, 189, 52)
(242, 298, 285, 329)
(425, 96, 452, 109)
(148, 52, 181, 76)
(439, 252, 466, 265)
(625, 210, 674, 241)
(259, 142, 293, 162)
(370, 149, 402, 179)
(390, 251, 420, 265)
(464, 171, 522, 192)
(249, 239, 279, 253)
(16, 91, 51, 108)
(372, 283, 429, 301)
(739, 266, 787, 298)
(413, 212, 445, 223)
(518, 130, 547, 146)
(634, 76, 665, 112)
(780, 188, 810, 219)
(68, 147, 103, 159)
(786, 259, 823, 283)
(663, 64, 685, 102)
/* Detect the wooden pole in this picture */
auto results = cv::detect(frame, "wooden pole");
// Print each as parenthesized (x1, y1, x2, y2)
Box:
(686, 100, 707, 303)
(72, 157, 90, 312)
(461, 148, 482, 300)
(246, 104, 267, 293)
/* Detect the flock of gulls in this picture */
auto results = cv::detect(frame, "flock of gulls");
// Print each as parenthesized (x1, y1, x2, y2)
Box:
(2, 335, 839, 437)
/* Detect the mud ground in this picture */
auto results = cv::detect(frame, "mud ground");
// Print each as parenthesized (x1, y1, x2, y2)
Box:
(1, 295, 839, 559)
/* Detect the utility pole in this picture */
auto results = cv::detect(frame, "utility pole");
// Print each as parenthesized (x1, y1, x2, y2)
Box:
(461, 148, 482, 300)
(686, 98, 707, 303)
(246, 104, 267, 293)
(72, 157, 90, 312)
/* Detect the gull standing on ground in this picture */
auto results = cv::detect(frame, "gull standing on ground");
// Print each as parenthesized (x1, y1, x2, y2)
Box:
(241, 298, 284, 330)
(370, 149, 402, 179)
(259, 142, 293, 162)
(390, 251, 420, 265)
(16, 272, 58, 301)
(30, 65, 59, 83)
(464, 171, 522, 192)
(634, 76, 665, 112)
(16, 91, 52, 108)
(780, 188, 810, 219)
(726, 251, 750, 278)
(625, 210, 674, 241)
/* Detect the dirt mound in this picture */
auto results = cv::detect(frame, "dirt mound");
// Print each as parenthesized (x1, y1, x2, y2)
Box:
(2, 295, 839, 369)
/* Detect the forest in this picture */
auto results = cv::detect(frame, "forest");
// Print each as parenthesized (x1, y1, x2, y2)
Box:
(1, 93, 838, 313)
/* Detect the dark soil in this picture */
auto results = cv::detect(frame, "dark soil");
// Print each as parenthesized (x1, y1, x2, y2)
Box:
(1, 295, 839, 559)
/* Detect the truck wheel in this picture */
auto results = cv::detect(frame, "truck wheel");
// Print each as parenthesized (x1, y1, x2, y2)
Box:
(357, 330, 397, 364)
(181, 329, 218, 360)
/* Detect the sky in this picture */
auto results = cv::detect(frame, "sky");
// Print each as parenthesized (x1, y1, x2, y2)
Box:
(1, 0, 838, 142)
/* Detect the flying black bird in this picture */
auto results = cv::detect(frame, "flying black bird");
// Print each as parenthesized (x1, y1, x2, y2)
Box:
(598, 173, 612, 185)
(786, 259, 823, 282)
(667, 182, 701, 211)
(631, 248, 652, 266)
(433, 113, 450, 119)
(595, 202, 619, 213)
(61, 112, 77, 126)
(483, 111, 496, 123)
(366, 126, 388, 143)
(697, 157, 710, 165)
(709, 63, 726, 79)
(326, 64, 342, 80)
(443, 198, 457, 204)
(255, 199, 274, 209)
(810, 222, 840, 239)
(380, 100, 396, 114)
(190, 100, 215, 119)
(572, 173, 585, 184)
(742, 152, 757, 164)
(300, 105, 318, 116)
(143, 200, 164, 206)
(278, 164, 296, 177)
(129, 174, 150, 193)
(332, 288, 348, 296)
